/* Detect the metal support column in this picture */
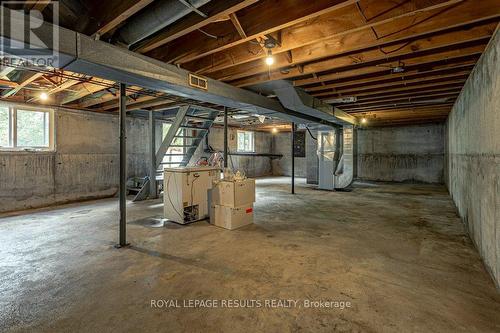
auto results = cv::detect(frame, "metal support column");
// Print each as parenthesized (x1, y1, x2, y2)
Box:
(148, 110, 157, 198)
(223, 106, 228, 168)
(291, 122, 295, 194)
(117, 83, 129, 248)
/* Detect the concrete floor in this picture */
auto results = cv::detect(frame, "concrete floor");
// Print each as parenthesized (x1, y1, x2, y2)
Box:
(1, 177, 499, 332)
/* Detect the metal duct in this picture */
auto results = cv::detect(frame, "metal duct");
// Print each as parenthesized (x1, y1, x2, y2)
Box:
(317, 126, 354, 190)
(269, 80, 357, 126)
(334, 125, 354, 189)
(0, 7, 350, 126)
(116, 0, 211, 47)
(271, 81, 356, 188)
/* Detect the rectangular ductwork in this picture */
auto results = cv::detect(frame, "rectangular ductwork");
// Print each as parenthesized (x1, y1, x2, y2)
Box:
(0, 6, 351, 126)
(270, 80, 357, 126)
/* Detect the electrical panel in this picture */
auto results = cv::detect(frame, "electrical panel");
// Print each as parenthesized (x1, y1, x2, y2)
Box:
(294, 131, 306, 157)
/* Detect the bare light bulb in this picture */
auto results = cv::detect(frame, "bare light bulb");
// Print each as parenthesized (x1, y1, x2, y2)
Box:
(265, 55, 274, 66)
(272, 127, 278, 134)
(40, 92, 48, 101)
(265, 49, 274, 66)
(361, 118, 367, 124)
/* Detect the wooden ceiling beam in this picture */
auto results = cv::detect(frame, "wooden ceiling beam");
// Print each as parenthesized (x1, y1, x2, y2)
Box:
(59, 78, 115, 105)
(311, 71, 471, 97)
(99, 94, 156, 111)
(322, 80, 466, 100)
(0, 79, 19, 88)
(343, 100, 456, 112)
(338, 91, 460, 108)
(360, 111, 450, 119)
(24, 0, 51, 12)
(99, 95, 174, 111)
(144, 0, 358, 63)
(299, 58, 478, 88)
(222, 25, 492, 84)
(76, 86, 143, 108)
(229, 12, 247, 39)
(187, 0, 486, 75)
(304, 62, 475, 92)
(357, 114, 451, 124)
(27, 75, 86, 103)
(361, 117, 449, 127)
(46, 77, 85, 95)
(353, 88, 463, 103)
(359, 114, 450, 121)
(352, 105, 452, 114)
(347, 103, 454, 113)
(334, 85, 465, 103)
(2, 72, 44, 98)
(91, 0, 154, 37)
(136, 0, 259, 53)
(294, 53, 480, 86)
(232, 39, 486, 87)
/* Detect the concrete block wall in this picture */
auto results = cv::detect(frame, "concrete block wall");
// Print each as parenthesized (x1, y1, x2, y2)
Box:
(357, 124, 445, 183)
(445, 28, 499, 288)
(0, 108, 149, 213)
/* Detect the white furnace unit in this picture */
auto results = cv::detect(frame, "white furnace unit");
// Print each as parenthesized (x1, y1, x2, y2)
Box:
(163, 167, 220, 224)
(317, 126, 354, 190)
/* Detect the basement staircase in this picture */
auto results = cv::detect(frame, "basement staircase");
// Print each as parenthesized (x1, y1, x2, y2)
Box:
(131, 105, 219, 201)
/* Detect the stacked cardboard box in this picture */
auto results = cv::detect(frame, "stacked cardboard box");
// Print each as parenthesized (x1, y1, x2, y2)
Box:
(210, 178, 256, 230)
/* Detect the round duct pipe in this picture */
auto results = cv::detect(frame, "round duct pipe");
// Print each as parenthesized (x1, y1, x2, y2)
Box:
(116, 0, 211, 48)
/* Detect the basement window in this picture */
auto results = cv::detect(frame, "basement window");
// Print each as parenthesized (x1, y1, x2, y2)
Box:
(237, 130, 254, 153)
(162, 122, 184, 166)
(0, 103, 54, 151)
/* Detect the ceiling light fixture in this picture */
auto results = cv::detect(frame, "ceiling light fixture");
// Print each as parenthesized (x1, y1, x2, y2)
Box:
(272, 127, 278, 134)
(361, 117, 367, 124)
(392, 61, 405, 73)
(265, 49, 274, 66)
(39, 92, 48, 101)
(392, 66, 405, 73)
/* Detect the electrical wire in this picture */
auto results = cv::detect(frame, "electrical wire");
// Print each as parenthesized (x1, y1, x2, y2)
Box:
(183, 172, 201, 222)
(378, 41, 412, 55)
(306, 127, 317, 140)
(197, 29, 219, 39)
(165, 172, 183, 220)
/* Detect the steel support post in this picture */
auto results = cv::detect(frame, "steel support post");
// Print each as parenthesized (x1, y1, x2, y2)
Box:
(148, 110, 157, 198)
(291, 122, 295, 194)
(117, 83, 129, 248)
(223, 106, 228, 168)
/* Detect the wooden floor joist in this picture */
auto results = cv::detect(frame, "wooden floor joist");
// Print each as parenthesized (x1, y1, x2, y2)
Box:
(0, 0, 497, 124)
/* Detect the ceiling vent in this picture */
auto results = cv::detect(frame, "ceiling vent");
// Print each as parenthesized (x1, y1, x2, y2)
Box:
(188, 73, 208, 90)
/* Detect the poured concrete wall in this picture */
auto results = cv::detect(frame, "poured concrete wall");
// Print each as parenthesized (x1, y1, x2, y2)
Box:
(273, 130, 317, 179)
(190, 127, 273, 178)
(0, 108, 149, 213)
(357, 124, 444, 183)
(445, 29, 499, 288)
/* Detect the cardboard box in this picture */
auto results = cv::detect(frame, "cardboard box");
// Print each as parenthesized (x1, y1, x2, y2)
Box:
(212, 179, 255, 208)
(212, 204, 253, 230)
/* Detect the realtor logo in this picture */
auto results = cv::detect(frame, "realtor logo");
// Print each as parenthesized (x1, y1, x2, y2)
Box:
(0, 1, 59, 68)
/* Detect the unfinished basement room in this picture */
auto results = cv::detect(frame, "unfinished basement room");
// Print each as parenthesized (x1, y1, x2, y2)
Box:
(0, 1, 499, 332)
